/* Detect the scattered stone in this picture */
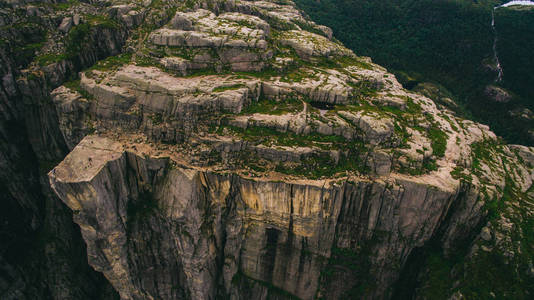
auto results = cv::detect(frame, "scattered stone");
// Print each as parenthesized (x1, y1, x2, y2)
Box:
(58, 17, 73, 33)
(509, 108, 534, 121)
(480, 226, 492, 241)
(73, 14, 80, 26)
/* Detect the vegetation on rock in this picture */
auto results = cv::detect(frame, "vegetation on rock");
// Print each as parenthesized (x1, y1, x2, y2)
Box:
(1, 0, 533, 300)
(295, 0, 534, 145)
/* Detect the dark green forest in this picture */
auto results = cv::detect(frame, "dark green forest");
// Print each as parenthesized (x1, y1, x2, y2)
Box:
(295, 0, 534, 145)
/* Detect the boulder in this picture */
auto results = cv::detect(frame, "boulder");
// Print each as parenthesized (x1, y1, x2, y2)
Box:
(485, 85, 512, 103)
(58, 17, 73, 33)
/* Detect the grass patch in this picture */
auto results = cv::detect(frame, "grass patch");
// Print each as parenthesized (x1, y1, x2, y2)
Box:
(212, 84, 246, 93)
(148, 113, 163, 125)
(225, 124, 347, 149)
(347, 79, 378, 101)
(216, 123, 369, 178)
(63, 79, 94, 100)
(241, 97, 303, 115)
(450, 165, 473, 183)
(35, 53, 68, 66)
(89, 53, 132, 71)
(34, 15, 121, 66)
(49, 0, 79, 10)
(428, 126, 448, 158)
(85, 14, 120, 30)
(470, 140, 499, 173)
(275, 151, 367, 179)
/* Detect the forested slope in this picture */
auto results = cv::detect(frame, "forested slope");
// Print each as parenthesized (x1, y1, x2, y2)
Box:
(295, 0, 534, 145)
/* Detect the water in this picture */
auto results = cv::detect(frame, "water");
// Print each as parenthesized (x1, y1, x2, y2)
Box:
(491, 9, 503, 82)
(490, 1, 534, 82)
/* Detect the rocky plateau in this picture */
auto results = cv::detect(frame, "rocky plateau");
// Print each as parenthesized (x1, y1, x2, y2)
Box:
(1, 0, 534, 299)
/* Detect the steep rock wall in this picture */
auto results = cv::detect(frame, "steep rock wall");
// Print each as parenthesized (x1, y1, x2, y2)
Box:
(49, 136, 475, 299)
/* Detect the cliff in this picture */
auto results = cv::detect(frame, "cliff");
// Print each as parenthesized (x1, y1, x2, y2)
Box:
(1, 0, 533, 299)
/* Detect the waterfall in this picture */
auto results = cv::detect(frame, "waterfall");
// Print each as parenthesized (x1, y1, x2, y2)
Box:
(491, 1, 534, 82)
(491, 8, 503, 82)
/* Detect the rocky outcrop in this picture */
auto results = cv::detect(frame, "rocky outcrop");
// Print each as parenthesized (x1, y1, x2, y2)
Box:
(44, 1, 534, 298)
(2, 0, 534, 299)
(148, 9, 272, 72)
(49, 131, 534, 299)
(485, 85, 512, 103)
(46, 136, 457, 299)
(279, 30, 353, 59)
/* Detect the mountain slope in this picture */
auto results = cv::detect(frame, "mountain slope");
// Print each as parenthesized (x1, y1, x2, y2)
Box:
(295, 0, 534, 145)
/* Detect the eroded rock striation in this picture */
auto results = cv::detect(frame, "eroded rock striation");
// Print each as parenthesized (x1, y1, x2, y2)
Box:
(1, 0, 533, 299)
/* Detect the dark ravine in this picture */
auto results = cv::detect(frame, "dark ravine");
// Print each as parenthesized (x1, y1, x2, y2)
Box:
(2, 0, 534, 299)
(1, 1, 127, 298)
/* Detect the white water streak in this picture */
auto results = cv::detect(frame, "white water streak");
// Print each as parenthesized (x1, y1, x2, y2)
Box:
(491, 9, 503, 82)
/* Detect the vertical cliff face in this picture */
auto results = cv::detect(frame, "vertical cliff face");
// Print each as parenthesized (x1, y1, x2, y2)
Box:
(48, 136, 456, 299)
(2, 0, 534, 299)
(48, 134, 533, 299)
